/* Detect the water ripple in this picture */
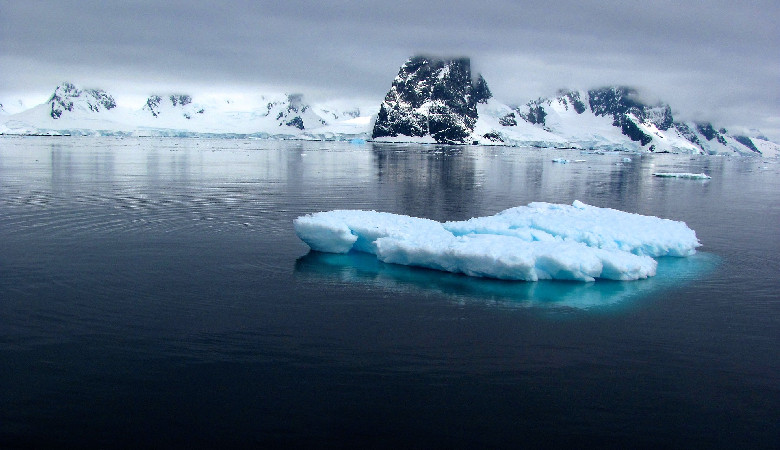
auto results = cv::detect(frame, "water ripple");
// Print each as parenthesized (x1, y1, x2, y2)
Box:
(0, 183, 288, 237)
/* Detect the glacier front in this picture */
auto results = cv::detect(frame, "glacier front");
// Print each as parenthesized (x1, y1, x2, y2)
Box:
(294, 201, 701, 282)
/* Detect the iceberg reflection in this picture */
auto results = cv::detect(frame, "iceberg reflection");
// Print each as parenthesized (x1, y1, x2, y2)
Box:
(294, 251, 718, 310)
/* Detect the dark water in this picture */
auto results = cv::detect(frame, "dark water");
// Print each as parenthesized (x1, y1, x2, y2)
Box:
(1, 137, 778, 448)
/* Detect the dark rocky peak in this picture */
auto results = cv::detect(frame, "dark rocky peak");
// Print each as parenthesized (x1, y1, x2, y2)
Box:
(588, 86, 672, 130)
(48, 82, 116, 119)
(285, 94, 309, 116)
(588, 86, 644, 118)
(645, 104, 673, 131)
(733, 135, 760, 153)
(498, 112, 517, 127)
(695, 122, 728, 145)
(169, 94, 192, 107)
(515, 90, 585, 129)
(145, 95, 163, 117)
(518, 98, 549, 126)
(674, 122, 700, 146)
(144, 94, 204, 119)
(555, 89, 587, 114)
(586, 86, 677, 146)
(472, 73, 492, 104)
(263, 93, 322, 130)
(372, 55, 492, 143)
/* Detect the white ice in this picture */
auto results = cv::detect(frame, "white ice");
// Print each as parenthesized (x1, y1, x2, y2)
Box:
(294, 201, 701, 282)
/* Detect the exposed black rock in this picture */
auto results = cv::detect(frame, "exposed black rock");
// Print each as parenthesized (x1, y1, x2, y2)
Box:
(48, 82, 116, 119)
(85, 89, 116, 112)
(559, 89, 587, 114)
(499, 112, 517, 127)
(372, 56, 492, 144)
(169, 94, 192, 107)
(675, 121, 701, 146)
(696, 122, 728, 145)
(587, 86, 676, 145)
(145, 95, 163, 117)
(733, 135, 760, 153)
(516, 90, 585, 130)
(265, 93, 324, 129)
(144, 94, 202, 118)
(472, 74, 492, 104)
(285, 116, 305, 130)
(524, 103, 547, 126)
(483, 131, 503, 142)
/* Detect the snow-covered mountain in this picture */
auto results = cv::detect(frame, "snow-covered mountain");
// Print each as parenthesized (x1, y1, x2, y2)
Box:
(1, 70, 778, 157)
(47, 82, 117, 118)
(372, 56, 491, 144)
(370, 57, 777, 156)
(143, 94, 205, 120)
(0, 83, 372, 139)
(495, 87, 775, 156)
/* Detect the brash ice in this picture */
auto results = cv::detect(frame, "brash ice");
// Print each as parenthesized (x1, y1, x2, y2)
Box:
(294, 201, 701, 282)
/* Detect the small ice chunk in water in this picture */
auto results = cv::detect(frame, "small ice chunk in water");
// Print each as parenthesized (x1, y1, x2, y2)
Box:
(294, 201, 701, 282)
(653, 172, 711, 179)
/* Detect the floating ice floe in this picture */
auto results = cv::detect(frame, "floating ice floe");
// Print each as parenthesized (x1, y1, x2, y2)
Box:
(653, 172, 711, 179)
(294, 201, 701, 282)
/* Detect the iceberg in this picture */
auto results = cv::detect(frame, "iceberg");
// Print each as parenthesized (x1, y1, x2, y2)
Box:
(294, 201, 701, 282)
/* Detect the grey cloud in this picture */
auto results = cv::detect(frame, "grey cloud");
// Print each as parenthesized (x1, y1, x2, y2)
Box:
(1, 0, 778, 138)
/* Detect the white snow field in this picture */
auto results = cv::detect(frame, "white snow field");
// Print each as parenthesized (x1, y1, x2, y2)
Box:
(294, 201, 701, 282)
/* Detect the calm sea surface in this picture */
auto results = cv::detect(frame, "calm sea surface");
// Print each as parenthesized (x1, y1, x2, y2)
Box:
(1, 137, 778, 448)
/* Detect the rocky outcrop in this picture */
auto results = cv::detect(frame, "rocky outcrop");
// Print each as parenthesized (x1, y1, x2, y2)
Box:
(263, 93, 325, 130)
(143, 94, 204, 119)
(48, 82, 116, 119)
(372, 56, 492, 144)
(587, 86, 673, 146)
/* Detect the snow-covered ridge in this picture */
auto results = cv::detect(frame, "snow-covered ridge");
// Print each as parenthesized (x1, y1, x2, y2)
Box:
(493, 86, 778, 157)
(48, 82, 117, 118)
(294, 201, 701, 282)
(0, 82, 374, 139)
(143, 94, 205, 119)
(1, 69, 778, 157)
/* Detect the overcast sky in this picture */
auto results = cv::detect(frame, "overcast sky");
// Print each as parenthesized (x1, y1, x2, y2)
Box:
(2, 0, 778, 138)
